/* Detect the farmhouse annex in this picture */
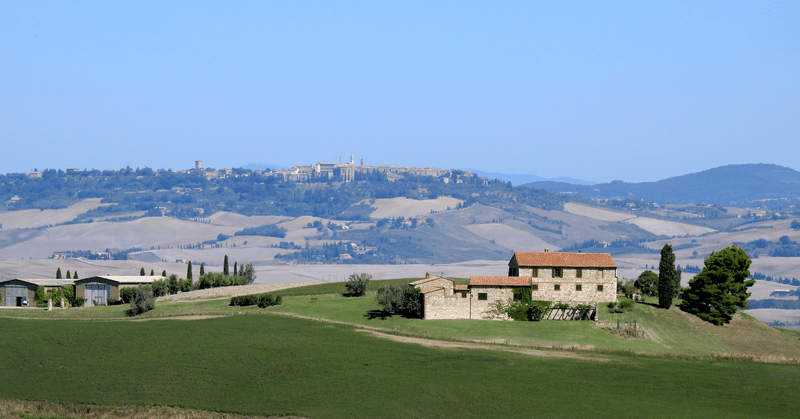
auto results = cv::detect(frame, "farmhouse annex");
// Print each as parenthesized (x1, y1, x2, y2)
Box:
(412, 251, 618, 320)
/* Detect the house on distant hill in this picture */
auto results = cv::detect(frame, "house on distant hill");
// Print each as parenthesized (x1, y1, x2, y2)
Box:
(411, 251, 618, 320)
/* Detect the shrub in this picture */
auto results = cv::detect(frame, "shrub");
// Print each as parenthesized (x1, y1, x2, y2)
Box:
(72, 297, 86, 307)
(344, 272, 371, 297)
(400, 286, 422, 318)
(106, 298, 120, 305)
(120, 287, 137, 304)
(230, 293, 282, 308)
(151, 279, 169, 297)
(126, 286, 155, 317)
(618, 299, 636, 311)
(376, 285, 404, 314)
(506, 300, 551, 321)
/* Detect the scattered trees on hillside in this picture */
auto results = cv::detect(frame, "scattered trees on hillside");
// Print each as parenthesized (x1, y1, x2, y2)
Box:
(680, 246, 755, 325)
(635, 270, 659, 296)
(344, 272, 371, 297)
(658, 244, 681, 309)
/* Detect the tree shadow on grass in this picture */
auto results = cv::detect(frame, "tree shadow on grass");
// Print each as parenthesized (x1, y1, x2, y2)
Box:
(365, 309, 393, 320)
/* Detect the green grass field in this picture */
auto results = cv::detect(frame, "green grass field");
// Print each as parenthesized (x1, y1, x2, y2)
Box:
(1, 315, 799, 419)
(1, 281, 800, 418)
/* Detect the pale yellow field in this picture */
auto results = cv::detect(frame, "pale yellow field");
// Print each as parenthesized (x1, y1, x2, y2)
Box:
(206, 211, 291, 228)
(463, 223, 556, 253)
(0, 198, 110, 230)
(563, 203, 635, 222)
(626, 217, 715, 237)
(365, 197, 464, 219)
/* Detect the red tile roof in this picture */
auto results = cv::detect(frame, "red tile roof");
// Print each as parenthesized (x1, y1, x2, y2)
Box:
(510, 252, 617, 268)
(469, 276, 531, 287)
(455, 284, 468, 291)
(409, 276, 446, 286)
(420, 286, 444, 294)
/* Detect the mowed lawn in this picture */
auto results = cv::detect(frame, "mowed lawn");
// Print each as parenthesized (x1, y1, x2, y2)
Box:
(1, 315, 799, 419)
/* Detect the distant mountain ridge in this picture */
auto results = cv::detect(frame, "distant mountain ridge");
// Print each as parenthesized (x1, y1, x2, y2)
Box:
(465, 169, 595, 186)
(522, 164, 800, 206)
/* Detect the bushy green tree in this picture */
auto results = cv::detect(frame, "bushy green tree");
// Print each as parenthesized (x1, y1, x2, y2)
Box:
(375, 285, 422, 318)
(658, 244, 681, 308)
(151, 278, 169, 297)
(344, 272, 371, 297)
(126, 285, 155, 316)
(35, 286, 48, 305)
(241, 263, 256, 284)
(635, 270, 659, 296)
(60, 285, 75, 306)
(680, 246, 755, 325)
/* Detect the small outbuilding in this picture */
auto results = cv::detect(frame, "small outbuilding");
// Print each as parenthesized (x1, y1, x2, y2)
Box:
(0, 279, 74, 307)
(75, 276, 163, 307)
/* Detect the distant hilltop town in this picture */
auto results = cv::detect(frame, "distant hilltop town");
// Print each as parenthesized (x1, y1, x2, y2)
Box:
(186, 154, 483, 184)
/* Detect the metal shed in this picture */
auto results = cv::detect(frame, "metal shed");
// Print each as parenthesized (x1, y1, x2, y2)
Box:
(74, 276, 162, 307)
(0, 279, 74, 307)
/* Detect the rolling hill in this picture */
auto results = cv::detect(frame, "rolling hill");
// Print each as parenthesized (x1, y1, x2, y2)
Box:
(523, 164, 800, 206)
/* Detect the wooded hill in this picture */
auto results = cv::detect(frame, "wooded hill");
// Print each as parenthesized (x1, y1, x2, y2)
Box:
(523, 164, 800, 207)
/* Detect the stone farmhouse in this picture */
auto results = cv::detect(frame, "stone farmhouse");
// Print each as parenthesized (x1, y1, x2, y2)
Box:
(411, 251, 618, 320)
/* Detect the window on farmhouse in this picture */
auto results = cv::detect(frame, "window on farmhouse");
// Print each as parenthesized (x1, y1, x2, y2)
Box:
(478, 293, 487, 300)
(460, 292, 467, 298)
(554, 284, 561, 291)
(532, 284, 539, 291)
(597, 285, 604, 292)
(576, 268, 582, 278)
(552, 268, 563, 278)
(576, 284, 582, 291)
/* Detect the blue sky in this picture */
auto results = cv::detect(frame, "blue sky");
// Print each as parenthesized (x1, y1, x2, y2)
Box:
(1, 1, 798, 183)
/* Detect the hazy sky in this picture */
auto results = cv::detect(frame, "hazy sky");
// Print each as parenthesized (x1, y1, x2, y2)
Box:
(2, 1, 798, 183)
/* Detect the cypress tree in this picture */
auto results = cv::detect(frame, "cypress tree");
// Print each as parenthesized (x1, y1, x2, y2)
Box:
(66, 270, 71, 279)
(162, 270, 167, 277)
(73, 271, 79, 279)
(233, 262, 237, 277)
(140, 267, 145, 276)
(56, 268, 62, 279)
(200, 263, 205, 276)
(150, 269, 154, 276)
(658, 244, 681, 309)
(223, 255, 229, 276)
(187, 261, 193, 281)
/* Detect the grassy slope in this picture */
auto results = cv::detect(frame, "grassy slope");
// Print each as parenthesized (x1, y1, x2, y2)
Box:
(1, 315, 799, 419)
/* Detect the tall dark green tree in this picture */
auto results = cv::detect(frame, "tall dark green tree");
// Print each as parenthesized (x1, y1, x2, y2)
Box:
(150, 269, 154, 276)
(199, 263, 205, 276)
(223, 255, 229, 276)
(140, 267, 145, 276)
(161, 269, 166, 277)
(233, 262, 237, 277)
(56, 268, 62, 279)
(65, 270, 71, 279)
(680, 246, 755, 325)
(658, 244, 681, 309)
(187, 261, 193, 281)
(73, 271, 79, 279)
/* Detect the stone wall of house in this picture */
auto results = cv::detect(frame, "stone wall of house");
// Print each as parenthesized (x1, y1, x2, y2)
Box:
(516, 267, 617, 304)
(423, 289, 470, 320)
(468, 286, 515, 320)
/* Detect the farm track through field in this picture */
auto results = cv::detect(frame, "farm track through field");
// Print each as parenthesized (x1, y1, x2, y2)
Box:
(267, 312, 609, 361)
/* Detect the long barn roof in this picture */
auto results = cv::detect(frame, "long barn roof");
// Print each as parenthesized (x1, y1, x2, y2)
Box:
(510, 252, 617, 268)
